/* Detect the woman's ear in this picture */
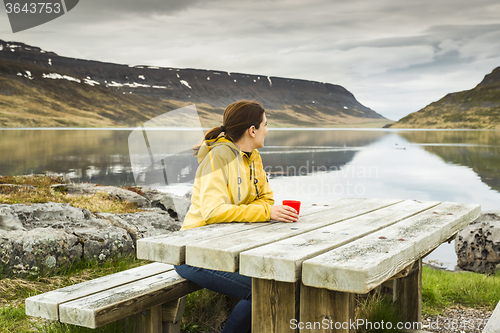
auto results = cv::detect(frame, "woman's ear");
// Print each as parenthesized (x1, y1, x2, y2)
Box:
(248, 125, 256, 137)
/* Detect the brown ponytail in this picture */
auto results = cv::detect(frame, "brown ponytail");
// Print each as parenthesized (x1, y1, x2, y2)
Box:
(193, 100, 265, 155)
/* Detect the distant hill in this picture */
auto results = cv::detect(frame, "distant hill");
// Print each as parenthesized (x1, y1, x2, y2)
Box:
(0, 39, 390, 128)
(390, 67, 500, 129)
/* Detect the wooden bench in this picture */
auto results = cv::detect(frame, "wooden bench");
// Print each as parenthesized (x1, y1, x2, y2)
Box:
(25, 263, 201, 333)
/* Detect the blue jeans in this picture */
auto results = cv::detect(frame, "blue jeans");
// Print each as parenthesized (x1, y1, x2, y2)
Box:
(174, 264, 252, 333)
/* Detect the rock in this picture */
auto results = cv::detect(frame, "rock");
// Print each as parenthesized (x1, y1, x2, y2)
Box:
(73, 224, 134, 263)
(96, 209, 181, 244)
(56, 183, 151, 208)
(3, 202, 91, 230)
(0, 228, 82, 277)
(455, 211, 500, 274)
(0, 202, 179, 277)
(184, 189, 193, 201)
(0, 182, 191, 277)
(0, 206, 24, 231)
(142, 189, 191, 222)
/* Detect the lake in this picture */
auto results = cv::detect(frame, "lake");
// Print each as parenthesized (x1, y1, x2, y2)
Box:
(2, 128, 500, 270)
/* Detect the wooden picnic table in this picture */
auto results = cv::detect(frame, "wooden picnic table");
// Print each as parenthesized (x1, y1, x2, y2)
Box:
(137, 198, 480, 333)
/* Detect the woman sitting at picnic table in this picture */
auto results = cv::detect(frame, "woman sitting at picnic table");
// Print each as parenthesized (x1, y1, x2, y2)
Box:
(174, 100, 298, 333)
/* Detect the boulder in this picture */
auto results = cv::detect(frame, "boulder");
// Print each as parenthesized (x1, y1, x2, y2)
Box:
(96, 209, 180, 243)
(0, 202, 181, 277)
(142, 189, 191, 222)
(0, 228, 82, 277)
(455, 211, 500, 274)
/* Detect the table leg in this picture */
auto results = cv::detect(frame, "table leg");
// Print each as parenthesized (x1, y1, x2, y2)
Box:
(300, 284, 355, 333)
(252, 278, 300, 333)
(393, 259, 422, 324)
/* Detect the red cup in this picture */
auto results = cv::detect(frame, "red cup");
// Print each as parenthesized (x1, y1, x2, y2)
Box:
(282, 200, 301, 215)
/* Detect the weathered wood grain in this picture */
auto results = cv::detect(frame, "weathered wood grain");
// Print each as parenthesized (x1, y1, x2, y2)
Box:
(252, 278, 299, 333)
(126, 304, 163, 333)
(25, 263, 174, 320)
(162, 295, 186, 323)
(162, 296, 187, 333)
(393, 259, 422, 323)
(302, 202, 480, 293)
(59, 269, 200, 328)
(240, 200, 438, 282)
(136, 198, 344, 265)
(186, 198, 402, 272)
(300, 284, 355, 333)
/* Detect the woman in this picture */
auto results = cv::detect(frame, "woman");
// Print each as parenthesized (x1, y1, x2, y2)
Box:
(174, 100, 298, 333)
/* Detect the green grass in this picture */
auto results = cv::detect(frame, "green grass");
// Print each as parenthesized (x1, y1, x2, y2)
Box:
(422, 266, 500, 315)
(2, 265, 500, 333)
(0, 305, 33, 333)
(356, 293, 407, 333)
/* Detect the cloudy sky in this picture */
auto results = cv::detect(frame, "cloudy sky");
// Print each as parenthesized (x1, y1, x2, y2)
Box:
(2, 0, 500, 121)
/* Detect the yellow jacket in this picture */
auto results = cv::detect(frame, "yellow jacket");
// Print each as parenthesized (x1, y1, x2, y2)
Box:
(181, 137, 274, 230)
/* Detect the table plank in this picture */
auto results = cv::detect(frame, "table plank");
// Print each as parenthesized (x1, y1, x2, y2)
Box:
(136, 198, 346, 265)
(59, 269, 199, 328)
(302, 202, 480, 293)
(185, 198, 402, 272)
(25, 263, 173, 320)
(240, 200, 439, 282)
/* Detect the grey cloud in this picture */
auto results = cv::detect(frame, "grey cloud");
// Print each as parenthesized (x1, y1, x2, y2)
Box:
(81, 0, 203, 14)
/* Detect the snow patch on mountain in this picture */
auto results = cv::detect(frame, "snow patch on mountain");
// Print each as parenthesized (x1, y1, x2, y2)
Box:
(42, 73, 80, 83)
(180, 80, 192, 89)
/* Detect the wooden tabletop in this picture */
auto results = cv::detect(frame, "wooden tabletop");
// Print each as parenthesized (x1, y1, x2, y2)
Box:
(137, 198, 480, 294)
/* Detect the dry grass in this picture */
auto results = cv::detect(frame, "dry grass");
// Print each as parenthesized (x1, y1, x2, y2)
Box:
(0, 175, 141, 214)
(0, 255, 148, 307)
(181, 289, 233, 333)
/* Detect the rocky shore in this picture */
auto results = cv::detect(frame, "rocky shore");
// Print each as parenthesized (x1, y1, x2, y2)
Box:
(2, 179, 500, 278)
(0, 183, 191, 277)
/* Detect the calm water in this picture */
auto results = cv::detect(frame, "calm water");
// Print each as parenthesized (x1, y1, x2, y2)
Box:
(2, 128, 500, 270)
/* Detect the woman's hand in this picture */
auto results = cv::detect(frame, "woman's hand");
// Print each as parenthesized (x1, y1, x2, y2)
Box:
(271, 205, 299, 223)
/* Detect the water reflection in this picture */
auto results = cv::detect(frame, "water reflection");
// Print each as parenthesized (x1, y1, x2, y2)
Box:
(0, 129, 388, 187)
(1, 129, 500, 208)
(0, 130, 135, 185)
(397, 131, 500, 192)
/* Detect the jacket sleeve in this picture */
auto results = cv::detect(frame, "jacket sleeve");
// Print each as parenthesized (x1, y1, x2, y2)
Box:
(198, 151, 272, 224)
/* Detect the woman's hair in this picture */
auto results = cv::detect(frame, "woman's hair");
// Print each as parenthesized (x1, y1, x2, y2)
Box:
(193, 100, 265, 155)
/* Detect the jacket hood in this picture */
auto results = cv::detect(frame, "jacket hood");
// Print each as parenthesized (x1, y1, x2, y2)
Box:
(197, 136, 240, 164)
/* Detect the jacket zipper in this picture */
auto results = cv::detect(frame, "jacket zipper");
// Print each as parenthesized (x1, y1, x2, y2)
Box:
(247, 156, 260, 199)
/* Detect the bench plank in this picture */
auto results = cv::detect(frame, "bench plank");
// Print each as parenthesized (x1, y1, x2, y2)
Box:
(302, 202, 480, 293)
(186, 198, 402, 272)
(136, 198, 359, 265)
(59, 269, 200, 328)
(25, 263, 174, 320)
(240, 200, 439, 282)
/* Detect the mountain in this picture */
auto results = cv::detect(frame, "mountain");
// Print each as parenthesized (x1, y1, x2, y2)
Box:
(390, 67, 500, 129)
(0, 39, 389, 128)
